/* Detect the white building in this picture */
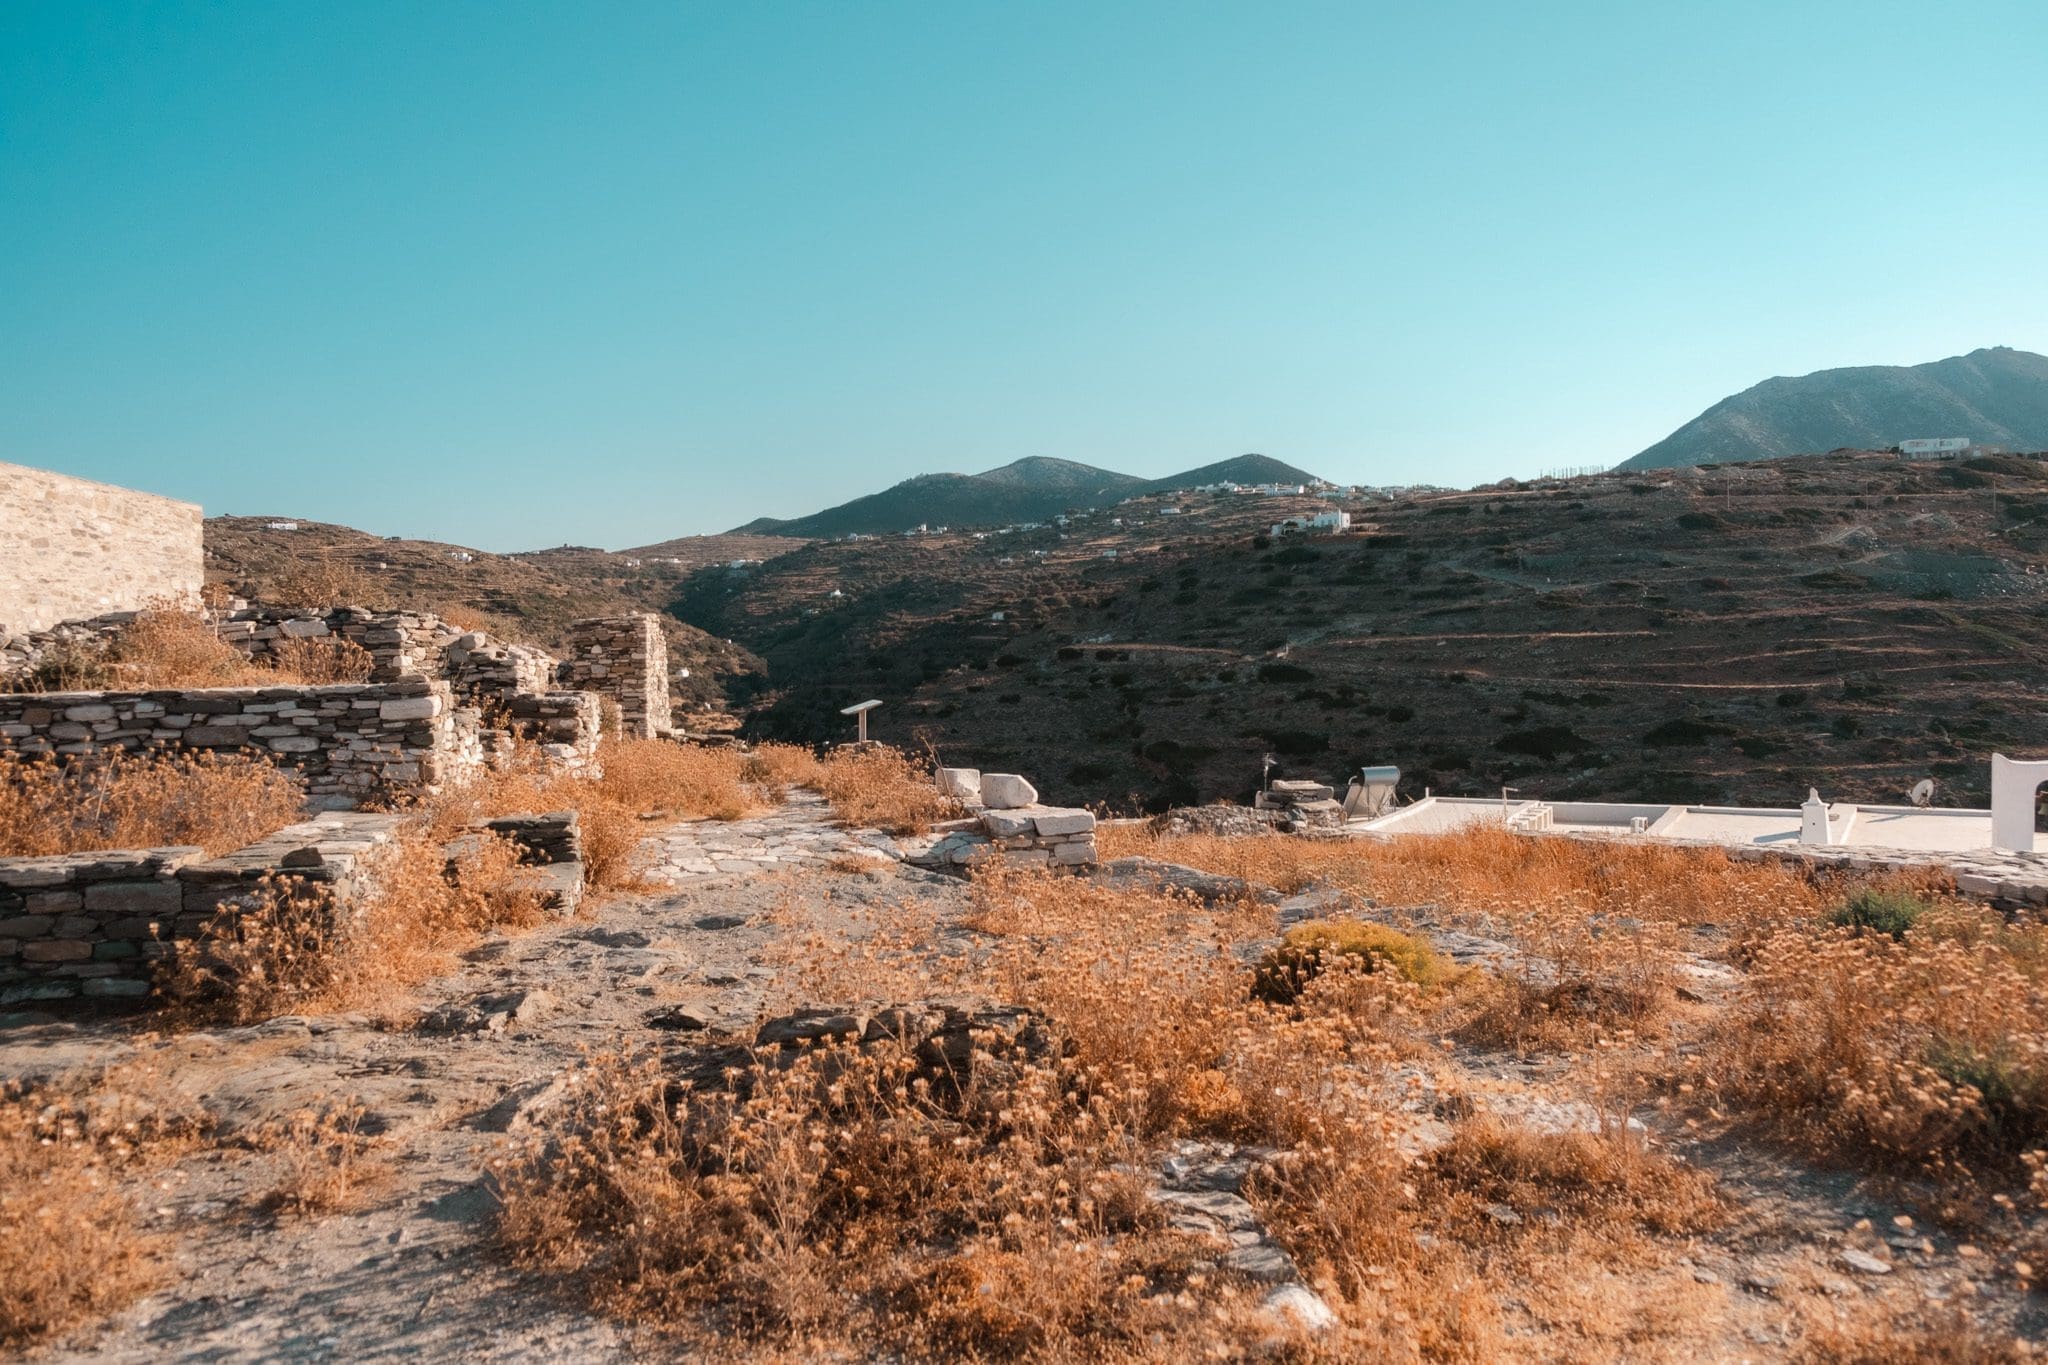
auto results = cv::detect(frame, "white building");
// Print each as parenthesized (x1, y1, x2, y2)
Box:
(1900, 437, 1971, 459)
(1270, 509, 1352, 537)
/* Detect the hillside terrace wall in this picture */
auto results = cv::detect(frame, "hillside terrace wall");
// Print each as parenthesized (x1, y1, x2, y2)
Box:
(0, 678, 482, 806)
(0, 461, 203, 636)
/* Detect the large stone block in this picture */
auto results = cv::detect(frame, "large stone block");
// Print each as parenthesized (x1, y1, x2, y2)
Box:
(937, 767, 982, 802)
(980, 774, 1038, 809)
(1031, 808, 1095, 837)
(83, 880, 183, 913)
(378, 696, 442, 721)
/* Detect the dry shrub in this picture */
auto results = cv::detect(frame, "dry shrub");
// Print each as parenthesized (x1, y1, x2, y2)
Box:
(0, 1070, 207, 1347)
(104, 607, 283, 687)
(1792, 1308, 2037, 1363)
(1423, 1118, 1720, 1236)
(814, 745, 956, 835)
(254, 1102, 385, 1216)
(1253, 918, 1452, 1003)
(267, 554, 384, 612)
(0, 749, 306, 857)
(493, 1043, 1239, 1355)
(741, 741, 825, 798)
(1700, 912, 2048, 1173)
(268, 635, 374, 683)
(162, 829, 542, 1023)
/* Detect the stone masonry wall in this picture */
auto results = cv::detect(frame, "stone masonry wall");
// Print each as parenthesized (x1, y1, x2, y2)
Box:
(0, 812, 402, 1005)
(0, 678, 483, 806)
(0, 460, 203, 636)
(564, 614, 670, 739)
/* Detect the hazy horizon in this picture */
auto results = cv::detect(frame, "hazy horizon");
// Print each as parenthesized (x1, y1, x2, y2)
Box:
(5, 1, 2045, 551)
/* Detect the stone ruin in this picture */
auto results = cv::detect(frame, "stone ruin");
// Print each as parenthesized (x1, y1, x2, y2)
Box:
(909, 769, 1099, 871)
(0, 605, 683, 804)
(0, 809, 586, 1006)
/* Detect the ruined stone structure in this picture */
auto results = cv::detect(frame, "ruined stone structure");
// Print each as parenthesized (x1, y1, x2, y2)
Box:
(908, 769, 1098, 870)
(0, 461, 203, 635)
(0, 812, 403, 1004)
(0, 806, 591, 1005)
(0, 679, 484, 806)
(564, 613, 671, 739)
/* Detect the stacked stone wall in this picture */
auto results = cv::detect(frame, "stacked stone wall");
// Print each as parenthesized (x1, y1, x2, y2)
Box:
(0, 461, 203, 637)
(564, 614, 670, 739)
(0, 812, 402, 1005)
(0, 679, 482, 806)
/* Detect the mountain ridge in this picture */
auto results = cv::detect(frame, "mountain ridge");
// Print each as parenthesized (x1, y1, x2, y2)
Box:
(1622, 346, 2048, 470)
(724, 453, 1321, 538)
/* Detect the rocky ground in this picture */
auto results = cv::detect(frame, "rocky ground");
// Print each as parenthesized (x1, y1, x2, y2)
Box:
(4, 798, 2044, 1360)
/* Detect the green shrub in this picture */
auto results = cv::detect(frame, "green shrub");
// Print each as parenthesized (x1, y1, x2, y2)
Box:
(1829, 887, 1931, 940)
(1253, 920, 1450, 1004)
(1924, 1039, 2048, 1151)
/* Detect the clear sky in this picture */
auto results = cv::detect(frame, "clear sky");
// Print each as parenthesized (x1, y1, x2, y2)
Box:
(3, 1, 2044, 551)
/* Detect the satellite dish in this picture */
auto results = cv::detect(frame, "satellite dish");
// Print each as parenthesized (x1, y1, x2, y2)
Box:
(1908, 778, 1935, 808)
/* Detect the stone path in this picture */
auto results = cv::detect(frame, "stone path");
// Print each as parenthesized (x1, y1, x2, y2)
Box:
(641, 790, 899, 883)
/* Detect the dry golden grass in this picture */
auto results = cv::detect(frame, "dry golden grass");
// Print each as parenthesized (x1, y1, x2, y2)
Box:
(266, 555, 386, 613)
(420, 737, 767, 890)
(812, 744, 957, 834)
(0, 1069, 208, 1348)
(492, 1042, 1248, 1357)
(0, 749, 307, 857)
(2, 606, 384, 693)
(1098, 822, 1884, 933)
(267, 635, 374, 683)
(162, 829, 543, 1024)
(253, 1102, 387, 1217)
(1698, 907, 2048, 1174)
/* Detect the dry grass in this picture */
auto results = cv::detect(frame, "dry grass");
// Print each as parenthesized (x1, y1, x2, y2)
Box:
(813, 745, 958, 835)
(0, 749, 307, 857)
(266, 555, 386, 613)
(492, 1042, 1244, 1357)
(161, 828, 543, 1024)
(0, 1069, 208, 1348)
(253, 1102, 387, 1216)
(1698, 906, 2048, 1174)
(268, 635, 375, 683)
(420, 737, 767, 890)
(6, 607, 284, 692)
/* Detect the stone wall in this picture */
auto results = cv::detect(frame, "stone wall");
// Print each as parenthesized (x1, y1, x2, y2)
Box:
(564, 614, 670, 739)
(0, 812, 402, 1005)
(0, 461, 203, 636)
(0, 678, 482, 806)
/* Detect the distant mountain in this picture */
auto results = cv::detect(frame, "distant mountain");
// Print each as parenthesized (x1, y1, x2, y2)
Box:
(1621, 347, 2048, 471)
(729, 454, 1321, 538)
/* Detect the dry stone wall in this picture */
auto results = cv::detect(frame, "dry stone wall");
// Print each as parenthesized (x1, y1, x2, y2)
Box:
(565, 614, 670, 739)
(0, 678, 482, 806)
(0, 812, 402, 1005)
(0, 461, 203, 636)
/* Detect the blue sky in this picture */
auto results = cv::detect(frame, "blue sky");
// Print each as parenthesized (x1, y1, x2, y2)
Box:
(3, 1, 2044, 550)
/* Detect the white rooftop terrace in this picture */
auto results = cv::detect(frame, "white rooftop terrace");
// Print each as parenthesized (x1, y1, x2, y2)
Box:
(1355, 795, 2001, 855)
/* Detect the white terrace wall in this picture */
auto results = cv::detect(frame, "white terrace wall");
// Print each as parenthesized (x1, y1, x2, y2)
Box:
(0, 461, 203, 636)
(0, 678, 482, 807)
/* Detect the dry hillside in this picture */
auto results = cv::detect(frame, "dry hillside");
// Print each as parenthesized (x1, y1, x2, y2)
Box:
(675, 452, 2048, 812)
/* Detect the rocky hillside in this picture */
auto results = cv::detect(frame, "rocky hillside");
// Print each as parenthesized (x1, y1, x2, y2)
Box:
(673, 453, 2048, 813)
(1622, 347, 2048, 470)
(731, 454, 1319, 538)
(203, 516, 767, 708)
